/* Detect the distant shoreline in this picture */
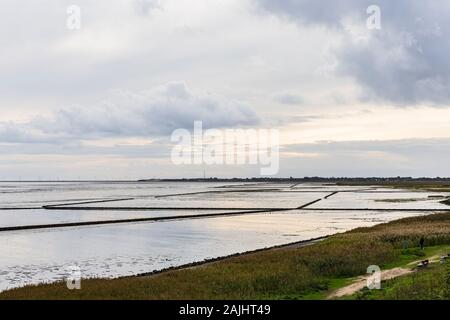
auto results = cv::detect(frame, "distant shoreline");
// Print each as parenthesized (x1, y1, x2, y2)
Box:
(1, 177, 450, 184)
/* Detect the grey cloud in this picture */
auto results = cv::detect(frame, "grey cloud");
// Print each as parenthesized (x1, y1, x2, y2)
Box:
(0, 138, 171, 159)
(0, 82, 260, 143)
(0, 123, 60, 144)
(256, 0, 367, 27)
(257, 0, 450, 106)
(279, 138, 450, 177)
(274, 93, 304, 105)
(133, 0, 163, 15)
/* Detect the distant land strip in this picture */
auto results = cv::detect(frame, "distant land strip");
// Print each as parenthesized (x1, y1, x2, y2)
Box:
(42, 206, 295, 211)
(153, 188, 282, 198)
(43, 198, 135, 208)
(0, 207, 42, 210)
(324, 191, 339, 199)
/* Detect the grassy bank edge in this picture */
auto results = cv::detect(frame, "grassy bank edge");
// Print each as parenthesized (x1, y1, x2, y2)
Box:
(2, 209, 450, 299)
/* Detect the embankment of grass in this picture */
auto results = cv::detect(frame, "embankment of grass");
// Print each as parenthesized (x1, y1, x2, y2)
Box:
(349, 261, 450, 300)
(1, 211, 450, 300)
(336, 180, 450, 192)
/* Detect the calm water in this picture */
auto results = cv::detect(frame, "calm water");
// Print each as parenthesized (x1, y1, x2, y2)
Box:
(0, 181, 448, 292)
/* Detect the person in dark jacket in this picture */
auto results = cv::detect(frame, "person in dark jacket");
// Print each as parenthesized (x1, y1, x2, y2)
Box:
(419, 237, 425, 250)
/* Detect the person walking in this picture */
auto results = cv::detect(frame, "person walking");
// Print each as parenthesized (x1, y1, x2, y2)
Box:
(419, 237, 425, 250)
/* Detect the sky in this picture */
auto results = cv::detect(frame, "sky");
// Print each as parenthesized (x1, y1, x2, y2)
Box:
(1, 0, 450, 179)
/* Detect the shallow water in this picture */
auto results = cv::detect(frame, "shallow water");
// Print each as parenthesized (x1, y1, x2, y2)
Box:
(0, 181, 236, 208)
(0, 209, 249, 229)
(309, 191, 450, 210)
(0, 181, 448, 292)
(58, 191, 329, 209)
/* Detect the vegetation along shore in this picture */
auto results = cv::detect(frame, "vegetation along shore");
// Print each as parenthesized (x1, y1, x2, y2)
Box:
(2, 206, 450, 300)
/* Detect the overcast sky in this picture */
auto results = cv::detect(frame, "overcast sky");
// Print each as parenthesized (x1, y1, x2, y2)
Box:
(1, 0, 450, 179)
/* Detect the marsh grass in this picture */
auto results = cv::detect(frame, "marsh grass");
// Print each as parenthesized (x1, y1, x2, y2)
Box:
(1, 211, 450, 300)
(337, 181, 450, 192)
(353, 261, 450, 300)
(374, 198, 428, 203)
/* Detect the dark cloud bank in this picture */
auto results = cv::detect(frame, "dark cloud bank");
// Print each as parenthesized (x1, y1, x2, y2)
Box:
(257, 0, 450, 106)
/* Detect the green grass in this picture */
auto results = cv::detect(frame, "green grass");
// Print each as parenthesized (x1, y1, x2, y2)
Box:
(348, 261, 450, 300)
(336, 181, 450, 191)
(1, 211, 450, 300)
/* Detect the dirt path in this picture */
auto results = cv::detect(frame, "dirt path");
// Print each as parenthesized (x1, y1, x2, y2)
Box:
(407, 255, 440, 266)
(327, 267, 414, 299)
